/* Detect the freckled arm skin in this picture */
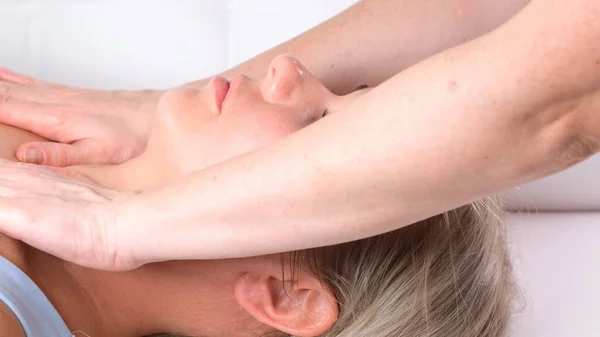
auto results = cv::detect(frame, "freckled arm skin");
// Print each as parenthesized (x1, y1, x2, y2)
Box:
(119, 0, 600, 263)
(0, 0, 535, 169)
(186, 0, 532, 94)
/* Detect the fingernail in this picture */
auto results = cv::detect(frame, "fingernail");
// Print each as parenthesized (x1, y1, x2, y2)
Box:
(23, 148, 44, 164)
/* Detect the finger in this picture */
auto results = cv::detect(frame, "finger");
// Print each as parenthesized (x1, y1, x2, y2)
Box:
(16, 141, 105, 167)
(0, 198, 42, 241)
(0, 198, 72, 260)
(0, 67, 66, 92)
(0, 81, 47, 102)
(0, 98, 64, 137)
(0, 67, 37, 85)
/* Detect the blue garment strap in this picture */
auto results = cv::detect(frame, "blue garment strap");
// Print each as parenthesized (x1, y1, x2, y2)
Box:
(0, 255, 71, 336)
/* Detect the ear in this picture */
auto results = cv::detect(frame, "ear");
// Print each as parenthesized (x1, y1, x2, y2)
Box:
(234, 273, 339, 337)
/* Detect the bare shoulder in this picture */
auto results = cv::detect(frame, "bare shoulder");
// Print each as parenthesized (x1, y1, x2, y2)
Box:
(0, 124, 41, 337)
(0, 301, 25, 337)
(0, 233, 28, 337)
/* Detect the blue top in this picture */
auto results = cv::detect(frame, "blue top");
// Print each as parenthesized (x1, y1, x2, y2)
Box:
(0, 255, 71, 336)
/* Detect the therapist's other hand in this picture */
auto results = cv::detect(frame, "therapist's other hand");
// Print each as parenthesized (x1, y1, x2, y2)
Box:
(0, 67, 163, 166)
(0, 159, 140, 271)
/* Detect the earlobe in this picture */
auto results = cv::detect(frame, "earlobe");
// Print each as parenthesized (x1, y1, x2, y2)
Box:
(234, 273, 339, 337)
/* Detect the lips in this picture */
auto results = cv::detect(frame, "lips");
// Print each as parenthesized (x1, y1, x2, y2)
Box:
(211, 76, 230, 113)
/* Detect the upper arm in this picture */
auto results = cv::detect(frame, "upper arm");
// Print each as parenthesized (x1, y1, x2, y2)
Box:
(0, 301, 25, 337)
(219, 0, 532, 95)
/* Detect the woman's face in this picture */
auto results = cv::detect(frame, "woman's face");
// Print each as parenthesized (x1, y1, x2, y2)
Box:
(145, 54, 369, 177)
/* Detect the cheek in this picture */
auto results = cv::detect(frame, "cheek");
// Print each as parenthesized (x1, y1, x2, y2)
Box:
(226, 114, 305, 153)
(157, 89, 213, 133)
(224, 97, 306, 146)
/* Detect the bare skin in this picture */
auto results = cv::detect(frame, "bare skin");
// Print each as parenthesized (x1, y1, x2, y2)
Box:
(0, 0, 597, 272)
(0, 55, 358, 336)
(0, 0, 531, 166)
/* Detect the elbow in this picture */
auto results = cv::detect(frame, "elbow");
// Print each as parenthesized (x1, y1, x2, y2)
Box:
(552, 122, 600, 169)
(556, 93, 600, 166)
(534, 97, 600, 172)
(510, 95, 599, 179)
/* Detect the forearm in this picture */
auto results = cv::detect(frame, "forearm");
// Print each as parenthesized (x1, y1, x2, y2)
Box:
(186, 0, 531, 94)
(126, 0, 600, 263)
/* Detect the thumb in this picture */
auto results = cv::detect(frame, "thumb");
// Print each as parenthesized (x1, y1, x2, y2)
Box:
(16, 141, 97, 167)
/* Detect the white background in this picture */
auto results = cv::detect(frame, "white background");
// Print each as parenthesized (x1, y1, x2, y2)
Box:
(0, 1, 598, 336)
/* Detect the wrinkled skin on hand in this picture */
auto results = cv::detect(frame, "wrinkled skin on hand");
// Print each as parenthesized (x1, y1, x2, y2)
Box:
(0, 159, 140, 270)
(0, 67, 163, 166)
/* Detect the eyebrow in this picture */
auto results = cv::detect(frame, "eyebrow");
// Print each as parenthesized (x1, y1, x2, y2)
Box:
(353, 84, 370, 92)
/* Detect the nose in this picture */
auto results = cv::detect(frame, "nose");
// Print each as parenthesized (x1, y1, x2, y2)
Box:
(263, 54, 308, 103)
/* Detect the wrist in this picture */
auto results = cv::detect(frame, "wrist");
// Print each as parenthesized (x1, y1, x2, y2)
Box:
(109, 189, 171, 268)
(120, 89, 164, 113)
(97, 190, 150, 270)
(112, 89, 163, 115)
(114, 89, 165, 150)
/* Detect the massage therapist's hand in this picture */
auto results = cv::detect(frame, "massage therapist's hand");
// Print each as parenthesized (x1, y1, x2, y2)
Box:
(0, 67, 163, 166)
(0, 159, 142, 271)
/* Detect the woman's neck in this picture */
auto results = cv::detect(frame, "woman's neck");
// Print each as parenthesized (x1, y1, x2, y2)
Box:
(0, 124, 220, 336)
(0, 123, 169, 191)
(69, 155, 171, 191)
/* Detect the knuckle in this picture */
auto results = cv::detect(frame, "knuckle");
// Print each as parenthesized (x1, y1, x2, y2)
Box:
(0, 93, 12, 109)
(3, 200, 41, 226)
(10, 207, 32, 227)
(53, 146, 70, 167)
(0, 84, 10, 96)
(45, 107, 69, 127)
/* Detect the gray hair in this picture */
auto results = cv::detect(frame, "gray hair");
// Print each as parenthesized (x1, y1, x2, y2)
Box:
(285, 196, 516, 337)
(148, 197, 515, 337)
